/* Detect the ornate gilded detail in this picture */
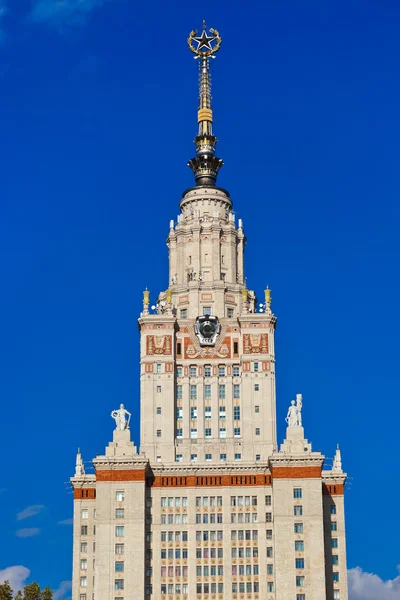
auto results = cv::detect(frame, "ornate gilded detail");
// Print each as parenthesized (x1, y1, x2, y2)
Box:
(146, 335, 172, 356)
(243, 333, 269, 354)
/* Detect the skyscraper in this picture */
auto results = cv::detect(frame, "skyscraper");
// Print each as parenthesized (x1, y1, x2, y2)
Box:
(71, 24, 348, 600)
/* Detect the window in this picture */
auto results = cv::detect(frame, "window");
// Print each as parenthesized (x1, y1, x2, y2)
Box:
(266, 547, 273, 558)
(204, 384, 211, 399)
(331, 538, 338, 548)
(205, 428, 212, 438)
(81, 509, 88, 519)
(297, 596, 306, 600)
(255, 427, 260, 435)
(176, 406, 183, 419)
(255, 405, 260, 413)
(191, 453, 197, 461)
(201, 305, 211, 316)
(219, 406, 226, 419)
(79, 595, 86, 600)
(157, 385, 161, 393)
(190, 385, 197, 399)
(176, 385, 182, 400)
(330, 504, 337, 515)
(180, 308, 187, 319)
(293, 488, 302, 499)
(227, 308, 234, 318)
(190, 406, 197, 419)
(80, 577, 87, 588)
(218, 366, 225, 377)
(233, 341, 239, 355)
(156, 406, 161, 414)
(332, 555, 339, 566)
(204, 365, 211, 377)
(176, 454, 183, 462)
(266, 512, 272, 522)
(114, 580, 124, 591)
(189, 366, 197, 377)
(205, 453, 212, 461)
(116, 508, 124, 519)
(254, 362, 259, 372)
(256, 454, 260, 461)
(234, 427, 241, 437)
(204, 406, 211, 419)
(80, 559, 87, 570)
(176, 428, 183, 438)
(267, 583, 274, 592)
(233, 384, 240, 398)
(333, 592, 340, 600)
(156, 429, 161, 437)
(233, 365, 240, 376)
(176, 343, 182, 356)
(333, 572, 340, 583)
(266, 529, 272, 540)
(295, 540, 304, 551)
(156, 363, 161, 374)
(115, 544, 124, 555)
(116, 491, 124, 502)
(220, 453, 226, 461)
(234, 453, 241, 460)
(115, 561, 124, 572)
(219, 427, 226, 438)
(296, 558, 305, 569)
(218, 384, 226, 399)
(233, 406, 240, 420)
(267, 564, 273, 575)
(294, 505, 303, 516)
(294, 523, 303, 534)
(80, 526, 88, 535)
(331, 521, 338, 531)
(265, 495, 271, 505)
(254, 384, 259, 391)
(296, 576, 305, 587)
(115, 526, 124, 537)
(80, 542, 87, 553)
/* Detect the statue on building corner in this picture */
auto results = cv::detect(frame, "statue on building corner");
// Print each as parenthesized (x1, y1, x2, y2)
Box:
(111, 404, 131, 431)
(285, 394, 303, 428)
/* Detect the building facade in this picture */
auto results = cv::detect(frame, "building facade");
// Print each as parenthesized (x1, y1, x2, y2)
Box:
(71, 24, 348, 600)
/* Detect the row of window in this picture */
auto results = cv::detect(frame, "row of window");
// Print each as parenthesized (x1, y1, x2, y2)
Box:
(162, 584, 224, 595)
(183, 453, 244, 462)
(161, 514, 188, 524)
(176, 383, 261, 398)
(195, 530, 224, 541)
(161, 496, 189, 507)
(161, 566, 189, 577)
(231, 565, 259, 575)
(161, 531, 188, 542)
(231, 513, 258, 523)
(196, 566, 224, 577)
(177, 365, 242, 378)
(173, 427, 242, 439)
(230, 495, 258, 506)
(231, 583, 263, 593)
(230, 530, 259, 541)
(195, 513, 224, 524)
(231, 547, 259, 558)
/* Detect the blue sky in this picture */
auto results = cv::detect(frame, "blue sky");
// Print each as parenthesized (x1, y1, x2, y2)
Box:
(0, 1, 399, 599)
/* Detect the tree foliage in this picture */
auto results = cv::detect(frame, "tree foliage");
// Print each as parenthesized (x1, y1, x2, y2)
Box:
(0, 582, 54, 600)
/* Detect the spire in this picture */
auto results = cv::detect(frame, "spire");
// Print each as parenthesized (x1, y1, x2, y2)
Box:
(332, 444, 343, 472)
(187, 22, 223, 186)
(75, 448, 85, 477)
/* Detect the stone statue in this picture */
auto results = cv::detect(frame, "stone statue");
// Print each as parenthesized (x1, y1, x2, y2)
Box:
(285, 394, 303, 428)
(111, 404, 131, 431)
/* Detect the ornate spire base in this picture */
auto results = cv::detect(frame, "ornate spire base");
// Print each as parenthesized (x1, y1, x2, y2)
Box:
(188, 154, 223, 186)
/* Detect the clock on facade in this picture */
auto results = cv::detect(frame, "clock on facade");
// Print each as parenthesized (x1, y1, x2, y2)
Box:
(194, 315, 221, 346)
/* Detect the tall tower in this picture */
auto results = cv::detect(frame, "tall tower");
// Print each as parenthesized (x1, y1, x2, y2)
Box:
(70, 24, 348, 600)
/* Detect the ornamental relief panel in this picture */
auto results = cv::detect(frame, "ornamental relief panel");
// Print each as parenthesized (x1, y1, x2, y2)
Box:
(243, 333, 268, 354)
(146, 335, 172, 355)
(183, 329, 231, 360)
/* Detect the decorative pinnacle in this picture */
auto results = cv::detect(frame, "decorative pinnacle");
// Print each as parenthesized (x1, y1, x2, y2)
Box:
(187, 23, 223, 186)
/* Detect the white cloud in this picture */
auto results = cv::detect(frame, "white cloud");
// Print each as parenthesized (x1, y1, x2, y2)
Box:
(58, 518, 73, 525)
(31, 0, 111, 26)
(15, 528, 41, 538)
(54, 581, 72, 600)
(16, 505, 45, 521)
(348, 567, 400, 600)
(0, 566, 30, 590)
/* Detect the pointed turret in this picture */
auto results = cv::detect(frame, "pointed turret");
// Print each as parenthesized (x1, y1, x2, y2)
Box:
(187, 22, 223, 186)
(332, 444, 343, 472)
(75, 448, 85, 477)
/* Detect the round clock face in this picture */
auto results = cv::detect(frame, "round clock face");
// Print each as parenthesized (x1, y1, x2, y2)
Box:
(199, 317, 217, 339)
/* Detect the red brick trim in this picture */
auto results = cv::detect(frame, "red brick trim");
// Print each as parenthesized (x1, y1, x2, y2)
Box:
(323, 483, 344, 496)
(149, 474, 272, 488)
(96, 469, 146, 482)
(74, 488, 96, 500)
(271, 466, 321, 479)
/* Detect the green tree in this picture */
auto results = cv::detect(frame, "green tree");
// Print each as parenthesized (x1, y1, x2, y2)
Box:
(22, 583, 41, 600)
(40, 588, 52, 600)
(0, 581, 13, 600)
(14, 591, 23, 600)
